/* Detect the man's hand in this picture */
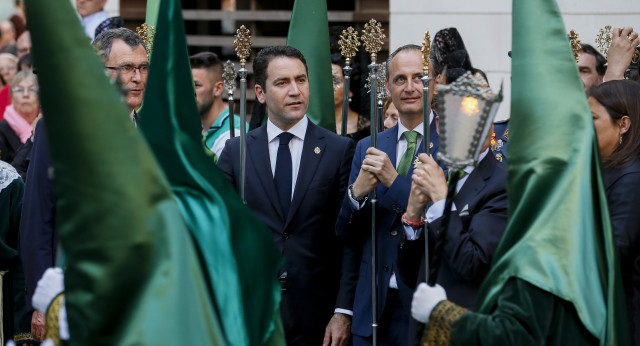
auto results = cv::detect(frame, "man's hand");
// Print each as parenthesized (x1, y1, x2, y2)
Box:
(31, 310, 45, 341)
(406, 176, 430, 222)
(412, 153, 447, 203)
(362, 147, 398, 188)
(411, 283, 447, 323)
(352, 168, 379, 198)
(322, 313, 351, 346)
(604, 27, 640, 82)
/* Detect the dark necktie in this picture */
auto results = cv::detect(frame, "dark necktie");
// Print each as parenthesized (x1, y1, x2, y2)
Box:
(274, 132, 294, 217)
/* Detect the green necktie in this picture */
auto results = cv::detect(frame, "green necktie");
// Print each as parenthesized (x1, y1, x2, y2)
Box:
(397, 131, 418, 177)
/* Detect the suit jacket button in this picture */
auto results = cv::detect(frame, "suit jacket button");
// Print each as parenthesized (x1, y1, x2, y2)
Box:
(282, 233, 289, 240)
(384, 266, 390, 272)
(390, 230, 398, 237)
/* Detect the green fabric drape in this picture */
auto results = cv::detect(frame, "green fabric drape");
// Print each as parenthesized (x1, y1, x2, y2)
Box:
(139, 0, 284, 345)
(473, 0, 629, 344)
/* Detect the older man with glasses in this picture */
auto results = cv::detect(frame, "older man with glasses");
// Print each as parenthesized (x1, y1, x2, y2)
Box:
(93, 27, 148, 122)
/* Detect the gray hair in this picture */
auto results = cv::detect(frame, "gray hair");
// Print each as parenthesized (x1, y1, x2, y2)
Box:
(93, 28, 146, 61)
(10, 70, 38, 95)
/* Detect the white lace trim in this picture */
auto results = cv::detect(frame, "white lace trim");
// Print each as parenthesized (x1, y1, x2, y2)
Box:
(0, 161, 20, 191)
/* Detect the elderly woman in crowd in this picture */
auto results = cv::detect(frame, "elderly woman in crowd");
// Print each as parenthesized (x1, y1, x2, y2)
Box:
(0, 53, 18, 121)
(589, 79, 640, 345)
(331, 54, 370, 141)
(0, 71, 39, 163)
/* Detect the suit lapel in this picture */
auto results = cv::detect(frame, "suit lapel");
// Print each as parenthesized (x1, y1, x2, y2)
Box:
(455, 154, 494, 206)
(284, 122, 325, 228)
(248, 126, 284, 222)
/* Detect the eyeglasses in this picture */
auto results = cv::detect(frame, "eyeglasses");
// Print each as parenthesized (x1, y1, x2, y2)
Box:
(105, 65, 149, 75)
(11, 87, 38, 95)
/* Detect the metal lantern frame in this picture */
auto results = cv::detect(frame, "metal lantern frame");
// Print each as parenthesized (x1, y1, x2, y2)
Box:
(436, 71, 503, 170)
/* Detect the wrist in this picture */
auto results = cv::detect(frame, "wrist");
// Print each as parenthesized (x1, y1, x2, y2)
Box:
(402, 212, 425, 227)
(350, 184, 367, 201)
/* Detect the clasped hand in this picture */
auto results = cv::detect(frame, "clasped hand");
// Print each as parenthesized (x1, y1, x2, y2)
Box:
(406, 153, 447, 221)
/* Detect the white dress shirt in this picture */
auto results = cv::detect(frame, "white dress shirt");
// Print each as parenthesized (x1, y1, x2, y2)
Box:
(404, 148, 490, 241)
(267, 116, 308, 199)
(81, 10, 108, 41)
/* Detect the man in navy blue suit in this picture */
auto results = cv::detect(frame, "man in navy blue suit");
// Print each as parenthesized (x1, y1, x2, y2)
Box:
(217, 46, 355, 346)
(397, 124, 508, 345)
(334, 44, 440, 345)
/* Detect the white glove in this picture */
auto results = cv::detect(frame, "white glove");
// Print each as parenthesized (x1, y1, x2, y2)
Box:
(411, 282, 447, 323)
(32, 268, 65, 313)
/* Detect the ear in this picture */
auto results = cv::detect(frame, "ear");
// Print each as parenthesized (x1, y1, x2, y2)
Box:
(620, 115, 631, 135)
(255, 84, 266, 104)
(432, 74, 442, 95)
(213, 81, 224, 98)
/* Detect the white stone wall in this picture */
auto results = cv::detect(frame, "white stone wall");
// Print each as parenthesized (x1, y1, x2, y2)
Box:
(390, 0, 640, 120)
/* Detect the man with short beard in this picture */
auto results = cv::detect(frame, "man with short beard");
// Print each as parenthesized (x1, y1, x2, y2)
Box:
(190, 52, 244, 157)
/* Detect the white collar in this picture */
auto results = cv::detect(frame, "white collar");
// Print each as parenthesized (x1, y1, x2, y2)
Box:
(395, 110, 434, 142)
(267, 115, 308, 143)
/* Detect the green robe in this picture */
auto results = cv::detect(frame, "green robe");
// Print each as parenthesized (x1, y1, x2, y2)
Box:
(450, 278, 597, 345)
(0, 161, 33, 344)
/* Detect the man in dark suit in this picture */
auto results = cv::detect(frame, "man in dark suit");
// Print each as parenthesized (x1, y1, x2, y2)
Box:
(217, 46, 355, 345)
(334, 44, 440, 345)
(397, 127, 508, 345)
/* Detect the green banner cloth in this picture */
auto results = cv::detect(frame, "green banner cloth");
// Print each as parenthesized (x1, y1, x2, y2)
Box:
(24, 0, 225, 344)
(286, 0, 336, 131)
(474, 0, 629, 344)
(139, 0, 284, 345)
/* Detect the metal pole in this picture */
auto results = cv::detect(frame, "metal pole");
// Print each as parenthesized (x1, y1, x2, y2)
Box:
(239, 63, 247, 203)
(368, 61, 379, 346)
(341, 64, 352, 136)
(228, 91, 235, 138)
(421, 72, 431, 284)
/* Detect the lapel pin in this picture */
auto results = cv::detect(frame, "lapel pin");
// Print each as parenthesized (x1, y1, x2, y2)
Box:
(413, 157, 422, 169)
(429, 142, 434, 149)
(314, 147, 321, 154)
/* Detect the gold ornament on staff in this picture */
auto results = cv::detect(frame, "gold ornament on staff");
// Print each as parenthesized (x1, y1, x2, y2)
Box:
(339, 27, 361, 65)
(233, 25, 252, 203)
(362, 19, 385, 63)
(223, 60, 238, 139)
(568, 30, 581, 63)
(136, 23, 156, 58)
(234, 25, 252, 64)
(338, 26, 360, 136)
(596, 25, 613, 59)
(422, 30, 431, 75)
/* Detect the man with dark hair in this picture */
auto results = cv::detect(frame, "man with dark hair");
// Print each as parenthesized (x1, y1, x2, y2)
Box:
(93, 28, 148, 118)
(218, 45, 355, 345)
(334, 43, 440, 345)
(578, 44, 606, 92)
(190, 52, 245, 157)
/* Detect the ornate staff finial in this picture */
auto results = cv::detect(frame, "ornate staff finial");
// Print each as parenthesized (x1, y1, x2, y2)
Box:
(568, 30, 581, 63)
(136, 23, 156, 58)
(234, 25, 252, 64)
(223, 60, 237, 92)
(596, 25, 613, 58)
(338, 27, 361, 65)
(422, 30, 431, 74)
(361, 19, 385, 62)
